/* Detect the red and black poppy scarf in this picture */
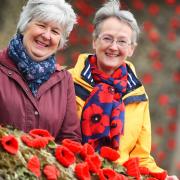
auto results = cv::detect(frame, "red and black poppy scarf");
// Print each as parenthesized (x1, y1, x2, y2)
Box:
(81, 55, 128, 151)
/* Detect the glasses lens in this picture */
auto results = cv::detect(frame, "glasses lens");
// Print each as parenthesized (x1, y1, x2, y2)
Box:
(99, 34, 131, 47)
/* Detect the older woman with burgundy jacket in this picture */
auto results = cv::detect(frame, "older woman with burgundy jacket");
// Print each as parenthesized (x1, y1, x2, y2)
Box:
(0, 0, 81, 143)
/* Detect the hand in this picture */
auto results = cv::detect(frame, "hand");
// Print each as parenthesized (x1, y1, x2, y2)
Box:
(165, 175, 179, 180)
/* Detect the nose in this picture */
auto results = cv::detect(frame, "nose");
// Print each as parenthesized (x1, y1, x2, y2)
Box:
(42, 29, 51, 40)
(109, 40, 119, 50)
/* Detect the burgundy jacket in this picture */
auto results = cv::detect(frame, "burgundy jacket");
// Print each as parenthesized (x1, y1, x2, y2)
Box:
(0, 49, 81, 142)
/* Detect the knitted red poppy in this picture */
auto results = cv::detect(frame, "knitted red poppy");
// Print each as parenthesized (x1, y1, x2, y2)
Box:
(116, 173, 129, 180)
(100, 146, 120, 161)
(62, 139, 82, 154)
(1, 135, 18, 154)
(80, 143, 95, 160)
(139, 167, 150, 175)
(85, 154, 102, 173)
(149, 171, 168, 180)
(55, 145, 75, 167)
(43, 165, 60, 180)
(21, 134, 49, 149)
(27, 156, 41, 177)
(98, 168, 117, 180)
(74, 162, 90, 180)
(123, 157, 140, 179)
(29, 129, 54, 141)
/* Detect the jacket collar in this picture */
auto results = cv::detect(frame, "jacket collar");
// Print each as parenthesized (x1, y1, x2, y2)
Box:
(0, 48, 18, 71)
(79, 54, 142, 94)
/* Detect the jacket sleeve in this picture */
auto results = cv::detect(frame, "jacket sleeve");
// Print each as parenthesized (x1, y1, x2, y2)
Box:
(129, 101, 165, 173)
(56, 72, 82, 143)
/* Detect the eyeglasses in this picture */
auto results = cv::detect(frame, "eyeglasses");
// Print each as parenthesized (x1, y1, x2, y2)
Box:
(98, 34, 132, 48)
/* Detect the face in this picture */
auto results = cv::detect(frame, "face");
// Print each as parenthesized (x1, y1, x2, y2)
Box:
(93, 17, 135, 75)
(23, 19, 62, 61)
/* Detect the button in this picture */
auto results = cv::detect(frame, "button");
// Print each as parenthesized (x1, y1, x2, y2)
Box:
(8, 71, 13, 76)
(34, 111, 39, 116)
(108, 86, 115, 94)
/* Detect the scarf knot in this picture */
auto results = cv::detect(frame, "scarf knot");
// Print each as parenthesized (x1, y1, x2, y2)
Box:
(8, 33, 56, 96)
(81, 55, 128, 151)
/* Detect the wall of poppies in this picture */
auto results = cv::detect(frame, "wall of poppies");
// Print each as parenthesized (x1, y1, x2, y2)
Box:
(0, 0, 179, 177)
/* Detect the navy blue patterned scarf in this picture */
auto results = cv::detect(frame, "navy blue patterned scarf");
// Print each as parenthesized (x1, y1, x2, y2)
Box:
(8, 33, 56, 96)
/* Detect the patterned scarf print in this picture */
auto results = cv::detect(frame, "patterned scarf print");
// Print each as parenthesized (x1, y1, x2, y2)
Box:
(8, 33, 56, 96)
(81, 55, 128, 151)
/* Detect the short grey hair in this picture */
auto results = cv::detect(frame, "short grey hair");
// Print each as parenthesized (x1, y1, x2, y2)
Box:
(93, 0, 140, 45)
(17, 0, 77, 49)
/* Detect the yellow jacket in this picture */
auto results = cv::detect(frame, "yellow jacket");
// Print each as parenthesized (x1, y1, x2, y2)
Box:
(69, 53, 164, 172)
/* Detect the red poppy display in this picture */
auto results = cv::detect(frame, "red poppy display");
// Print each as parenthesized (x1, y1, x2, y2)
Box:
(143, 21, 154, 32)
(85, 154, 102, 173)
(152, 60, 163, 71)
(0, 126, 174, 179)
(176, 49, 180, 60)
(1, 135, 18, 155)
(167, 138, 176, 150)
(148, 30, 160, 43)
(168, 121, 177, 132)
(27, 156, 41, 177)
(116, 173, 129, 180)
(123, 157, 140, 179)
(62, 139, 83, 154)
(80, 143, 95, 160)
(165, 0, 176, 5)
(43, 165, 60, 180)
(98, 168, 118, 180)
(170, 17, 180, 29)
(149, 171, 168, 180)
(173, 72, 180, 83)
(148, 49, 160, 60)
(148, 3, 160, 16)
(132, 0, 144, 11)
(29, 129, 54, 141)
(100, 146, 120, 161)
(167, 31, 176, 41)
(139, 167, 150, 175)
(166, 107, 177, 118)
(74, 0, 94, 16)
(158, 94, 169, 106)
(175, 5, 180, 15)
(74, 162, 91, 180)
(55, 145, 75, 167)
(156, 151, 166, 162)
(155, 126, 164, 136)
(21, 134, 49, 149)
(142, 73, 153, 85)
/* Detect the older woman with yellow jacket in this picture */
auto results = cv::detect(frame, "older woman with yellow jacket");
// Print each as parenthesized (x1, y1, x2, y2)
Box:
(69, 0, 178, 179)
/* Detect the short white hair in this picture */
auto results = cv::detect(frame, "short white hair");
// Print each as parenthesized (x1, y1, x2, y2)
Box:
(17, 0, 77, 49)
(93, 0, 140, 45)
